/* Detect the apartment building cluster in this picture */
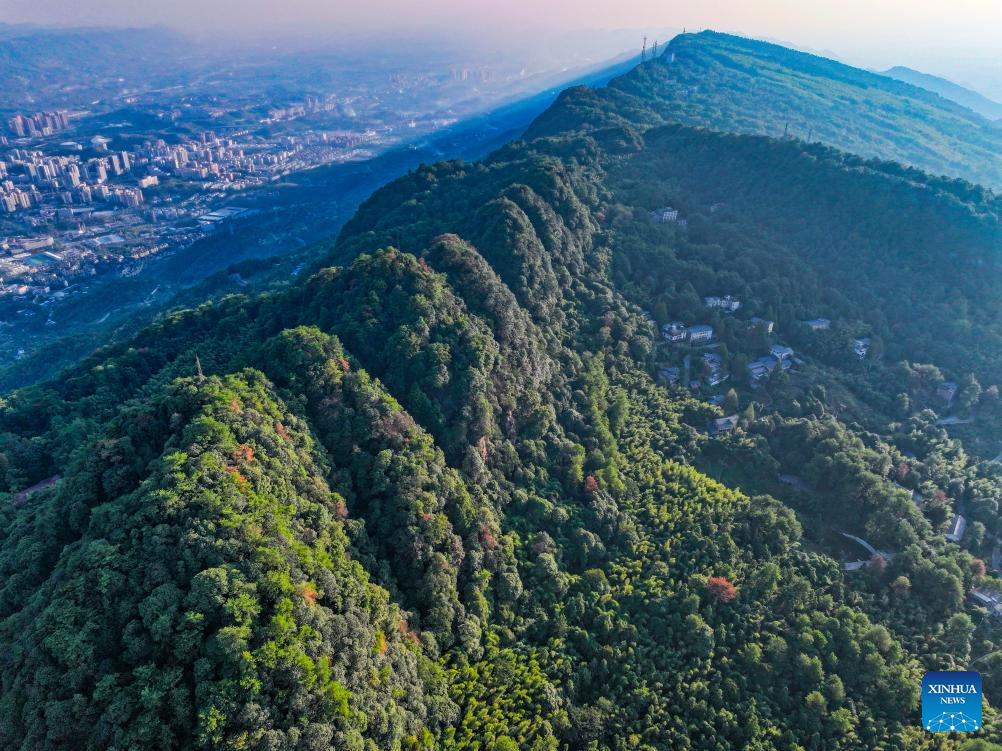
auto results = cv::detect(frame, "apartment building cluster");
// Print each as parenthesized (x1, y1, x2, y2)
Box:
(0, 183, 36, 214)
(266, 94, 339, 122)
(134, 128, 372, 188)
(0, 148, 142, 213)
(6, 111, 71, 139)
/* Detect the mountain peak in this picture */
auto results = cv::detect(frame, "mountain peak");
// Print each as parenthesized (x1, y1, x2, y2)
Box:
(527, 31, 1002, 188)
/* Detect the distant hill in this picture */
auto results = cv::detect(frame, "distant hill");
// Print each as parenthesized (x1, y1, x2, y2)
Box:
(882, 65, 1002, 121)
(528, 30, 1002, 188)
(0, 26, 193, 113)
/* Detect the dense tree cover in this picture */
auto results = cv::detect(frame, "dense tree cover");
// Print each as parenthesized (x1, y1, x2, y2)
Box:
(528, 30, 1002, 189)
(4, 47, 1002, 750)
(601, 126, 1002, 385)
(0, 372, 450, 749)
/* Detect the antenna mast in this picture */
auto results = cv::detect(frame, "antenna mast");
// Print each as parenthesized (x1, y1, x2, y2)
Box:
(641, 36, 647, 61)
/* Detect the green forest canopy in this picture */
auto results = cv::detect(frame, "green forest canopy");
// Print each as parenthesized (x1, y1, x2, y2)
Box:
(527, 30, 1002, 189)
(3, 34, 1002, 751)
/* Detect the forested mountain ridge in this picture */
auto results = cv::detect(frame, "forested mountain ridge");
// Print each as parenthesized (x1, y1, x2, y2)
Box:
(4, 37, 1002, 751)
(882, 66, 1002, 122)
(527, 30, 1002, 188)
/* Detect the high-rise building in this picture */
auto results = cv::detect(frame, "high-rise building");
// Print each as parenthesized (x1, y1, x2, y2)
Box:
(88, 160, 108, 183)
(117, 188, 143, 207)
(7, 111, 71, 138)
(7, 115, 26, 138)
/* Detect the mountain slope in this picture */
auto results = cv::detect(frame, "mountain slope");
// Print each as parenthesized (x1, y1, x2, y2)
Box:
(528, 30, 1002, 188)
(883, 66, 1002, 121)
(0, 49, 644, 393)
(4, 41, 1002, 750)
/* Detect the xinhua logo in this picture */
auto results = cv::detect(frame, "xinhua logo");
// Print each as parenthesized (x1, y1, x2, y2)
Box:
(922, 671, 982, 732)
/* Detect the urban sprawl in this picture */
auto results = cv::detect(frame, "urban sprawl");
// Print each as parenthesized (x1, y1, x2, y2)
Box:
(0, 107, 377, 298)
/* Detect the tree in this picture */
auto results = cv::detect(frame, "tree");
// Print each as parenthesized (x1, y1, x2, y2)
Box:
(907, 363, 944, 399)
(748, 324, 770, 353)
(959, 741, 1002, 751)
(944, 612, 975, 660)
(653, 300, 669, 326)
(723, 388, 740, 413)
(959, 373, 982, 413)
(729, 353, 749, 381)
(868, 554, 887, 577)
(984, 385, 1002, 418)
(969, 521, 987, 553)
(890, 575, 911, 598)
(706, 576, 738, 603)
(895, 392, 911, 418)
(868, 336, 884, 361)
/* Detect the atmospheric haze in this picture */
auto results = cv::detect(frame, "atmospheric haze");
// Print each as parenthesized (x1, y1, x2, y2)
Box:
(4, 0, 1002, 58)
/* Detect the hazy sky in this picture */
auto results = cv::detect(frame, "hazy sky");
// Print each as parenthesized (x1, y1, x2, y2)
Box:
(3, 0, 1002, 78)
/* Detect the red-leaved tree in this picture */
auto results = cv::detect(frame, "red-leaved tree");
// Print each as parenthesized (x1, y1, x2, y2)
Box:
(705, 576, 737, 604)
